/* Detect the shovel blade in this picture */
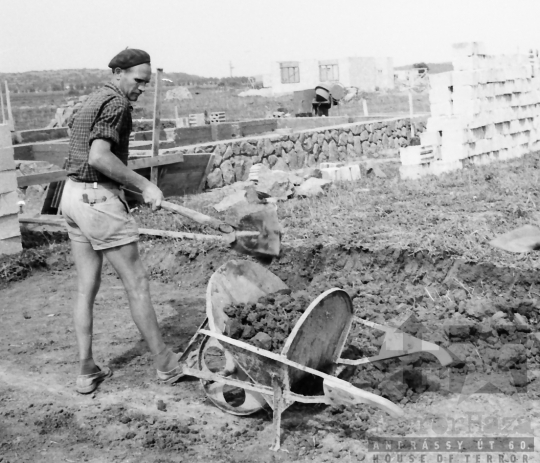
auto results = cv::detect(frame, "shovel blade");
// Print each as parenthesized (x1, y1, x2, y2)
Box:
(489, 225, 540, 253)
(233, 207, 281, 257)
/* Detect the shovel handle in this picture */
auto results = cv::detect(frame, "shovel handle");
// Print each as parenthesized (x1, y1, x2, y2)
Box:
(124, 188, 234, 233)
(161, 200, 234, 233)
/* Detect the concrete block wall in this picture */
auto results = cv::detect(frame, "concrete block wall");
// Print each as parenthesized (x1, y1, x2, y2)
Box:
(174, 115, 426, 189)
(401, 42, 540, 179)
(0, 124, 23, 256)
(172, 119, 279, 147)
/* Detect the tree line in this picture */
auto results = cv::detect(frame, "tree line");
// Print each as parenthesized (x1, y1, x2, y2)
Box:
(0, 69, 250, 94)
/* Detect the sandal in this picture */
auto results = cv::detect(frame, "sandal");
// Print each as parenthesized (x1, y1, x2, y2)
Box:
(76, 366, 113, 394)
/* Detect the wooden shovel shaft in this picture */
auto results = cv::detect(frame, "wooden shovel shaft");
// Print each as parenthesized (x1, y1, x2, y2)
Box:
(161, 200, 234, 233)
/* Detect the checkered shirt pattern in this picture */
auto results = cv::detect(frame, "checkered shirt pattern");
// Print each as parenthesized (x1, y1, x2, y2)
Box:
(65, 83, 132, 183)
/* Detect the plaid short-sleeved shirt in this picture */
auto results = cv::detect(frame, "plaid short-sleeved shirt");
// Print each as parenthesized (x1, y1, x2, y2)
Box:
(65, 83, 132, 183)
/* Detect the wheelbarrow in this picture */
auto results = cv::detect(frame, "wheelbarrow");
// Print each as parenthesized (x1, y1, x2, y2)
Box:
(179, 260, 453, 451)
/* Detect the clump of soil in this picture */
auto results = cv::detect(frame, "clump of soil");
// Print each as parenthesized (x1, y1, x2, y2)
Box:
(223, 288, 314, 353)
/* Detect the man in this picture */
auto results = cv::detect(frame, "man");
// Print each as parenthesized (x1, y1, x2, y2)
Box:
(61, 48, 182, 394)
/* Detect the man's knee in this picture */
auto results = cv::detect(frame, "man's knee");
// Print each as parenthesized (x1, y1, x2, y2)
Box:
(123, 267, 150, 295)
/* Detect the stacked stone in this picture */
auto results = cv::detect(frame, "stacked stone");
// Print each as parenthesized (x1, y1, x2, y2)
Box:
(205, 117, 426, 188)
(0, 124, 23, 256)
(422, 41, 540, 165)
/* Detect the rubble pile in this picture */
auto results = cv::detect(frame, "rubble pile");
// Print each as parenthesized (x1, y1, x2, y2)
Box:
(46, 96, 88, 128)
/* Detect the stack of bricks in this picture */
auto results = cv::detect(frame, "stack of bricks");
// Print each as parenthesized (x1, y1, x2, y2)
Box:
(0, 124, 23, 256)
(400, 42, 540, 179)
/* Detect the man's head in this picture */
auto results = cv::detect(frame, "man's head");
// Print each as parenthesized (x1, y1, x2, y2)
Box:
(108, 48, 152, 102)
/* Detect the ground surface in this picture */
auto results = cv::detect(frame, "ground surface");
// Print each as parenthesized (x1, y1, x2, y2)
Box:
(2, 239, 540, 462)
(3, 153, 540, 461)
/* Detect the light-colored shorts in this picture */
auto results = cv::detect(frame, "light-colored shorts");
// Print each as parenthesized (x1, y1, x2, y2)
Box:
(61, 178, 139, 250)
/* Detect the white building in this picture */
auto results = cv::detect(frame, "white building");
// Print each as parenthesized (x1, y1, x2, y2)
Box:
(263, 57, 394, 94)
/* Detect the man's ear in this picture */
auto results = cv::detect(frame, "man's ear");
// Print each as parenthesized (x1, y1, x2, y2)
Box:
(113, 67, 123, 76)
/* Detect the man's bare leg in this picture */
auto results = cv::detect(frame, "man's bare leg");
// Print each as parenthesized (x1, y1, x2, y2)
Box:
(103, 242, 177, 372)
(71, 240, 103, 375)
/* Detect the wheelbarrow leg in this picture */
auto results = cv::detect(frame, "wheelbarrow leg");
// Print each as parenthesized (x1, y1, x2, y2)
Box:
(269, 375, 288, 452)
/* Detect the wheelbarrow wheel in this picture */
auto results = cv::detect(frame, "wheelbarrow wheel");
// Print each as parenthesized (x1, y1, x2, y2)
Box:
(198, 335, 268, 415)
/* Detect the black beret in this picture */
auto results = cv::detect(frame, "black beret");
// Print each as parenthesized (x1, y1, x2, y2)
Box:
(108, 48, 151, 70)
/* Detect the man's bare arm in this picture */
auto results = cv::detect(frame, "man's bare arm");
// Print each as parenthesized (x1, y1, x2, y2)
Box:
(88, 139, 163, 209)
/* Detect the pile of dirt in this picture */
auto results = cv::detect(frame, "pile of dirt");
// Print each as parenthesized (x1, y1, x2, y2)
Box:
(223, 288, 314, 352)
(214, 247, 540, 409)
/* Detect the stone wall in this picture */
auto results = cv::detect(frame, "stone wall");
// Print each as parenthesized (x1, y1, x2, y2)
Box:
(198, 116, 426, 189)
(0, 124, 23, 256)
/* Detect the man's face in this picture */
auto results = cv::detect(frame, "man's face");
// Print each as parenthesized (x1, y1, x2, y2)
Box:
(115, 63, 152, 101)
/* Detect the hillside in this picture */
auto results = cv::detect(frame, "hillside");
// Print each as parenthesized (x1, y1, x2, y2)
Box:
(395, 62, 453, 74)
(0, 69, 249, 94)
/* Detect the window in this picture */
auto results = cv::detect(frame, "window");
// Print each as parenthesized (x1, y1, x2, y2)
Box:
(280, 62, 300, 84)
(320, 64, 339, 82)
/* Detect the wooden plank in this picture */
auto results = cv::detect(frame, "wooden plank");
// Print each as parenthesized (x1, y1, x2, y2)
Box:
(127, 152, 184, 169)
(0, 88, 5, 124)
(135, 153, 212, 197)
(5, 82, 14, 131)
(17, 170, 68, 188)
(197, 154, 215, 192)
(16, 154, 186, 188)
(151, 68, 164, 184)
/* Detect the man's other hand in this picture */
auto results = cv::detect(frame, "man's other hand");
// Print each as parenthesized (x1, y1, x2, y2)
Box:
(142, 182, 164, 211)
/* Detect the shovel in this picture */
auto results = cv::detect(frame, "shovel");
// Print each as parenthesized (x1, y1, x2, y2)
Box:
(126, 190, 282, 257)
(489, 225, 540, 253)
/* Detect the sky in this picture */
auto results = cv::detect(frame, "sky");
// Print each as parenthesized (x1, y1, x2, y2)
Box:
(1, 0, 539, 77)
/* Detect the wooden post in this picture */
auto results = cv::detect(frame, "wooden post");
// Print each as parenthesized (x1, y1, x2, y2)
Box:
(362, 98, 368, 116)
(408, 90, 415, 138)
(0, 87, 5, 124)
(5, 81, 14, 131)
(150, 68, 164, 184)
(174, 105, 180, 128)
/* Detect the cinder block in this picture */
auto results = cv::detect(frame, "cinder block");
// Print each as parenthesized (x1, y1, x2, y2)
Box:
(441, 142, 465, 161)
(400, 145, 436, 166)
(453, 71, 478, 87)
(429, 86, 453, 104)
(429, 72, 453, 88)
(476, 69, 488, 85)
(0, 147, 16, 172)
(420, 131, 442, 146)
(0, 125, 12, 147)
(349, 165, 361, 181)
(485, 124, 496, 139)
(453, 85, 477, 100)
(0, 191, 19, 217)
(337, 166, 353, 182)
(320, 162, 345, 169)
(426, 115, 464, 132)
(0, 213, 20, 240)
(452, 98, 478, 117)
(452, 42, 486, 58)
(443, 129, 469, 144)
(0, 235, 22, 256)
(430, 101, 453, 117)
(0, 170, 17, 195)
(321, 167, 339, 181)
